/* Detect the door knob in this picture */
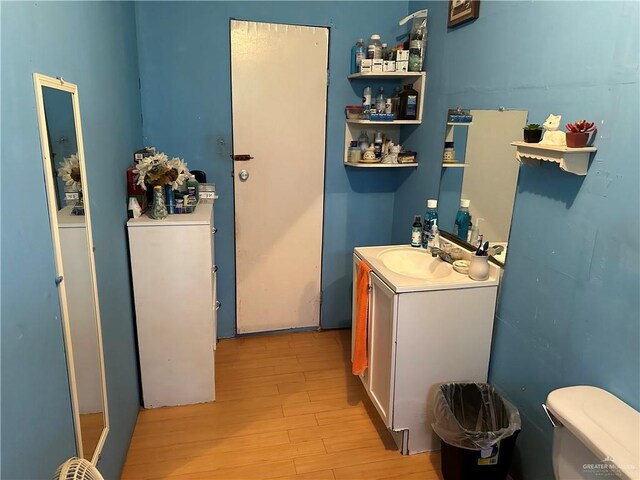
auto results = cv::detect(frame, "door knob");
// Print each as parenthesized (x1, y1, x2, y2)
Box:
(238, 170, 249, 181)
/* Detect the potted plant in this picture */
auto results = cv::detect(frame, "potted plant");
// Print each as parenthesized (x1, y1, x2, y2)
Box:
(565, 120, 596, 148)
(523, 123, 543, 143)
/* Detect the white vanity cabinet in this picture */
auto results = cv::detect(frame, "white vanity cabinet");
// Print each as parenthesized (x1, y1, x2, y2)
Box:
(352, 249, 499, 454)
(128, 203, 217, 408)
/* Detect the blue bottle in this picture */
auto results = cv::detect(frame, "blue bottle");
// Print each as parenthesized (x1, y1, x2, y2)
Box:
(422, 199, 438, 249)
(454, 199, 472, 242)
(351, 38, 365, 74)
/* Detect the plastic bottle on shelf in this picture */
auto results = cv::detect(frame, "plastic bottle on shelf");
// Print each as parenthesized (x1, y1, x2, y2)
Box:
(381, 42, 388, 61)
(375, 87, 385, 113)
(373, 131, 383, 159)
(411, 215, 422, 247)
(391, 87, 401, 118)
(362, 86, 372, 113)
(422, 199, 438, 249)
(367, 35, 382, 59)
(351, 38, 365, 74)
(454, 199, 472, 241)
(358, 130, 370, 152)
(409, 40, 423, 72)
(186, 175, 199, 206)
(398, 84, 419, 120)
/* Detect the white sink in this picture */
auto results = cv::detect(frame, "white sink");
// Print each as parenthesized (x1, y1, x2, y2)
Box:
(378, 247, 454, 280)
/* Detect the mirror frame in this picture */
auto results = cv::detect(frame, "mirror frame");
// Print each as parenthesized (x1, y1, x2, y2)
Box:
(33, 73, 109, 464)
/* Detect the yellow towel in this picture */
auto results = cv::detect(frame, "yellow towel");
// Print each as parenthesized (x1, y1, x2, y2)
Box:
(352, 260, 371, 376)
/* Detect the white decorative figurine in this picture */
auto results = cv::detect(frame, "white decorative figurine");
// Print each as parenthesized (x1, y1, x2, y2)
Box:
(540, 114, 567, 146)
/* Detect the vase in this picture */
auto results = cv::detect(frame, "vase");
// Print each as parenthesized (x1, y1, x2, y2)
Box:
(523, 129, 543, 143)
(566, 132, 589, 148)
(150, 185, 168, 220)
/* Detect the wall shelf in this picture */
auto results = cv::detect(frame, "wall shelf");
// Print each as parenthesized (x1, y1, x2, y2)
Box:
(511, 141, 597, 176)
(344, 72, 426, 166)
(447, 122, 473, 126)
(348, 72, 425, 80)
(347, 119, 421, 125)
(442, 163, 468, 168)
(344, 162, 418, 168)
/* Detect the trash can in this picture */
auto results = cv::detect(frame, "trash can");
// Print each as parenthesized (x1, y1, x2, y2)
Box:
(432, 383, 521, 480)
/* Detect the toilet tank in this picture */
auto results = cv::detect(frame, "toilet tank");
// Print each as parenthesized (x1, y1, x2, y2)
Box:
(544, 386, 639, 480)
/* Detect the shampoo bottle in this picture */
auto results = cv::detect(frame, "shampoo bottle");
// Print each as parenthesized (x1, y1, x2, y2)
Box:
(186, 175, 199, 205)
(411, 215, 422, 247)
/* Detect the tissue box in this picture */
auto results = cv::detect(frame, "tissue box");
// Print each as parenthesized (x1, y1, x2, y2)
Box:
(383, 60, 396, 72)
(360, 59, 372, 73)
(372, 59, 383, 72)
(396, 61, 409, 72)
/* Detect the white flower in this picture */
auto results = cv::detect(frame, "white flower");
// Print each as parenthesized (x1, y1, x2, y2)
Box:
(57, 154, 82, 192)
(133, 150, 190, 190)
(168, 157, 190, 190)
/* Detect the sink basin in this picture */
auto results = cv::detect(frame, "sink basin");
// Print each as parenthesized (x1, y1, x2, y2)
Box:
(378, 247, 454, 280)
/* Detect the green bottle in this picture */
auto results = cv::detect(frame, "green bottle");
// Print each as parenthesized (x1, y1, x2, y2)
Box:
(186, 175, 199, 205)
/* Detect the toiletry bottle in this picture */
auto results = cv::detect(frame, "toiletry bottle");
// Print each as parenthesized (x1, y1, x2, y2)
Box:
(454, 198, 471, 241)
(411, 215, 422, 247)
(358, 130, 370, 151)
(373, 131, 383, 159)
(381, 42, 388, 61)
(362, 86, 372, 113)
(367, 35, 382, 59)
(351, 38, 365, 74)
(398, 84, 419, 120)
(186, 175, 199, 205)
(376, 87, 385, 113)
(431, 220, 440, 249)
(422, 199, 438, 248)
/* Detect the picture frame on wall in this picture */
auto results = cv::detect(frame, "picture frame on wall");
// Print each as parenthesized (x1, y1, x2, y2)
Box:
(448, 0, 480, 28)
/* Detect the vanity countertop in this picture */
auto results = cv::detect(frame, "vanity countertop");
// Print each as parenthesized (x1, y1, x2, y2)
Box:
(355, 243, 501, 293)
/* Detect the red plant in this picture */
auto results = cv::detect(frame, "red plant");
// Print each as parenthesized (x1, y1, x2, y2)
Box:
(566, 120, 596, 133)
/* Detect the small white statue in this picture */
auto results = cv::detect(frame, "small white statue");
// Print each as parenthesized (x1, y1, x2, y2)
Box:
(540, 114, 567, 146)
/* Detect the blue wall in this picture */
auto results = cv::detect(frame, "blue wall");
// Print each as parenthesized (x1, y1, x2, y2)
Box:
(1, 2, 142, 478)
(396, 2, 640, 478)
(134, 1, 411, 336)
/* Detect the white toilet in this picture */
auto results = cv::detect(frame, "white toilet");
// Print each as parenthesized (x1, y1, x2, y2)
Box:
(543, 386, 639, 480)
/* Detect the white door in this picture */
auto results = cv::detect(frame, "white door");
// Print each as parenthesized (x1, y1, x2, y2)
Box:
(230, 20, 328, 334)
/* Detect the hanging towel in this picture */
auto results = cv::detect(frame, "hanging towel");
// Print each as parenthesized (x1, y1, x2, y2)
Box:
(352, 260, 371, 376)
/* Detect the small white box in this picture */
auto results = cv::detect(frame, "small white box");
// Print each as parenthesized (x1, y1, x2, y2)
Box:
(360, 59, 372, 73)
(383, 60, 396, 72)
(397, 61, 409, 72)
(372, 59, 383, 72)
(396, 50, 410, 62)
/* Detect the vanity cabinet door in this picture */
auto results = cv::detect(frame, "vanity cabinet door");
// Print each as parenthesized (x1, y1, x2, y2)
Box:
(368, 272, 398, 429)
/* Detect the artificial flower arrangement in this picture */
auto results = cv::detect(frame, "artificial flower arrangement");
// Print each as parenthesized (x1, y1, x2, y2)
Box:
(133, 149, 190, 190)
(57, 153, 82, 192)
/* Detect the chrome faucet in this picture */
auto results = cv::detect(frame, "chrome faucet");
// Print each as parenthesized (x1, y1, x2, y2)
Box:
(430, 247, 454, 264)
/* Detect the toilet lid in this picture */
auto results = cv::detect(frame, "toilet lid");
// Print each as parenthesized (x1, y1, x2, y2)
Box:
(547, 386, 639, 480)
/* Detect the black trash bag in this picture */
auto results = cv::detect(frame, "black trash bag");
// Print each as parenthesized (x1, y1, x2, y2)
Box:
(432, 382, 521, 450)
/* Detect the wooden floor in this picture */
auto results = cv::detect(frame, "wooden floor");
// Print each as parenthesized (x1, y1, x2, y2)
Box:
(79, 412, 103, 460)
(122, 329, 442, 480)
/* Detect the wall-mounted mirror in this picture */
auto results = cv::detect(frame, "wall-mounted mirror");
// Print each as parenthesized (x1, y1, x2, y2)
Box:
(33, 74, 108, 463)
(438, 109, 528, 265)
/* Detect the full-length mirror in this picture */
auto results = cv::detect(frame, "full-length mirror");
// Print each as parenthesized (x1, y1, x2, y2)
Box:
(33, 74, 108, 463)
(438, 109, 528, 264)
